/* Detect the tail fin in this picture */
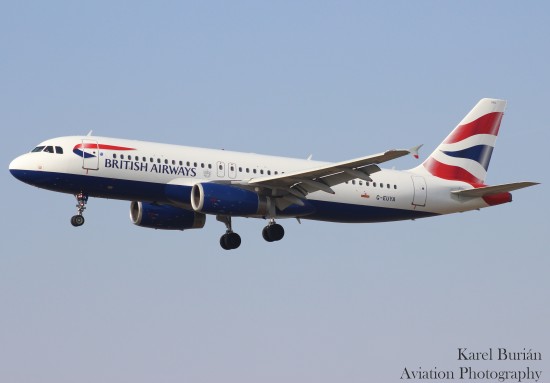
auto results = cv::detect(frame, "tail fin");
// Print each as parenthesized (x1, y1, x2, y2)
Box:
(413, 98, 506, 185)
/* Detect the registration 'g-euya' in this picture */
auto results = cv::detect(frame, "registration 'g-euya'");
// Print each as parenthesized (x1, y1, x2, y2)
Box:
(9, 98, 539, 250)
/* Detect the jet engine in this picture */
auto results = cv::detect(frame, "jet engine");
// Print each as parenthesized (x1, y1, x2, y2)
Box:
(130, 201, 206, 230)
(191, 183, 268, 216)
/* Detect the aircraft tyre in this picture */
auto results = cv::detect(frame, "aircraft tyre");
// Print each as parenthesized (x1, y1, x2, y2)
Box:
(71, 215, 85, 227)
(220, 232, 241, 250)
(262, 227, 273, 242)
(262, 224, 284, 242)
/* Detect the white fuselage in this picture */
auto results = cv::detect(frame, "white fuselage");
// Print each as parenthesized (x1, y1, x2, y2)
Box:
(9, 135, 492, 223)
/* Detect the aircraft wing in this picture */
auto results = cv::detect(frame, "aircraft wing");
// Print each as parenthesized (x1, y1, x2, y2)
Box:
(451, 182, 539, 198)
(240, 147, 418, 198)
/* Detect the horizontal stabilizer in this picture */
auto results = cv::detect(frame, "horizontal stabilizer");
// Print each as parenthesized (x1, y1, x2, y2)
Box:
(451, 182, 539, 198)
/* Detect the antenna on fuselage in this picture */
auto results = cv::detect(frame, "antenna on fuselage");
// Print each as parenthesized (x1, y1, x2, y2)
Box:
(86, 130, 93, 136)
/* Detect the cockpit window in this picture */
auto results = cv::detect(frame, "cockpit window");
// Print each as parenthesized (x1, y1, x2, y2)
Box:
(31, 145, 63, 154)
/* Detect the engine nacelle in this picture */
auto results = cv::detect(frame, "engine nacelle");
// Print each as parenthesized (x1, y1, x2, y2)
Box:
(130, 201, 206, 230)
(191, 183, 268, 216)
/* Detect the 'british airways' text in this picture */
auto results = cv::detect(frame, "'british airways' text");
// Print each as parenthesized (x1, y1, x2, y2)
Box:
(104, 159, 197, 177)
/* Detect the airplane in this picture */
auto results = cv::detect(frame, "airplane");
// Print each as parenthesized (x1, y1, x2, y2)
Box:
(9, 98, 538, 250)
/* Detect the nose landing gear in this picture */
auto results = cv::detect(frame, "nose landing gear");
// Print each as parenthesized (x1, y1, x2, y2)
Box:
(70, 192, 88, 227)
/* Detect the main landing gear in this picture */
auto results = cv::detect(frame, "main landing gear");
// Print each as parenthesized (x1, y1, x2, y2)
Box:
(216, 216, 285, 250)
(217, 215, 241, 250)
(70, 192, 88, 227)
(262, 220, 285, 242)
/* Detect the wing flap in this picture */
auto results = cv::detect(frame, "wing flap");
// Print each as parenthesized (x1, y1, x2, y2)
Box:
(247, 149, 412, 195)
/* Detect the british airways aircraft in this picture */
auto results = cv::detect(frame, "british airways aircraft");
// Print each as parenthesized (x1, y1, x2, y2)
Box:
(9, 98, 538, 250)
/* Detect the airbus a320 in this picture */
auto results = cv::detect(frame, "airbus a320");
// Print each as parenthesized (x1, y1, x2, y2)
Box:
(9, 98, 538, 249)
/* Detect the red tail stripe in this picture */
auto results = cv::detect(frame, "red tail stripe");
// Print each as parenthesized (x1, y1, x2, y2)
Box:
(423, 157, 482, 185)
(444, 112, 503, 144)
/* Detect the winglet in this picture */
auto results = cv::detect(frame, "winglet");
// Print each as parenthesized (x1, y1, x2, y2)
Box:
(409, 144, 423, 159)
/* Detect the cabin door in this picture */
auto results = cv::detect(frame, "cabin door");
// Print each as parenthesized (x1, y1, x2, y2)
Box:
(81, 139, 99, 170)
(411, 176, 427, 206)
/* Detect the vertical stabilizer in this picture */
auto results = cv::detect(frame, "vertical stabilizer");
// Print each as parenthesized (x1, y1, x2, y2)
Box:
(413, 98, 506, 185)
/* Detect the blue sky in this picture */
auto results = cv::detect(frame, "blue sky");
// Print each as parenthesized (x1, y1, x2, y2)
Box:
(1, 1, 548, 382)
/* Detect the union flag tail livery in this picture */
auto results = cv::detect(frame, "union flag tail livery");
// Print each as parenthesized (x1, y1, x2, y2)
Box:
(9, 98, 539, 250)
(414, 98, 505, 185)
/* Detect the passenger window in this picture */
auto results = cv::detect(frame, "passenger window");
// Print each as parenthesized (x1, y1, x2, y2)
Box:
(380, 183, 383, 188)
(187, 161, 190, 166)
(201, 163, 205, 168)
(208, 164, 212, 169)
(352, 180, 356, 185)
(113, 153, 117, 159)
(194, 162, 197, 167)
(359, 181, 363, 185)
(246, 168, 250, 173)
(253, 169, 257, 174)
(373, 182, 376, 187)
(394, 185, 397, 189)
(387, 184, 390, 188)
(157, 158, 161, 163)
(172, 160, 175, 165)
(179, 161, 183, 166)
(143, 157, 146, 162)
(165, 159, 168, 164)
(55, 146, 63, 154)
(260, 170, 264, 174)
(366, 182, 370, 186)
(267, 170, 271, 175)
(31, 146, 45, 153)
(150, 158, 153, 162)
(274, 171, 278, 175)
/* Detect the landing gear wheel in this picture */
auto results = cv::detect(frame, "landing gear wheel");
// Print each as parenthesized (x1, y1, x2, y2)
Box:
(220, 235, 230, 250)
(217, 215, 241, 250)
(71, 215, 85, 227)
(220, 232, 241, 250)
(262, 226, 273, 242)
(71, 192, 89, 227)
(262, 223, 284, 242)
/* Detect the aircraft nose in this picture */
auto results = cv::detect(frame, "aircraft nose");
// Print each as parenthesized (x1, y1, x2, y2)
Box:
(9, 153, 54, 188)
(9, 154, 32, 182)
(9, 155, 23, 172)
